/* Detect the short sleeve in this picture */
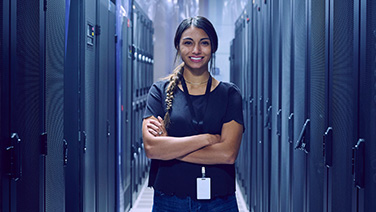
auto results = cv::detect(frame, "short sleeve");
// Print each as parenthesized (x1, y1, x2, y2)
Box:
(223, 84, 244, 128)
(143, 81, 166, 119)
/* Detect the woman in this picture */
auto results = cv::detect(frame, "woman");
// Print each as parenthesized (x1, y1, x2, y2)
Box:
(142, 16, 244, 212)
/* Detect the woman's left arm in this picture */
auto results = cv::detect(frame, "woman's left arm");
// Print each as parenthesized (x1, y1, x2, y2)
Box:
(176, 120, 243, 165)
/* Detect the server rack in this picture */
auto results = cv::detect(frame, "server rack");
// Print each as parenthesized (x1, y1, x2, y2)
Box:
(117, 1, 153, 210)
(64, 0, 82, 210)
(292, 0, 315, 212)
(231, 0, 376, 211)
(231, 8, 250, 211)
(308, 0, 326, 211)
(65, 0, 116, 211)
(129, 1, 153, 204)
(357, 1, 376, 211)
(325, 0, 357, 211)
(270, 0, 283, 211)
(1, 0, 43, 210)
(262, 1, 272, 211)
(1, 0, 65, 211)
(2, 0, 153, 211)
(120, 5, 133, 210)
(96, 1, 116, 211)
(45, 0, 66, 211)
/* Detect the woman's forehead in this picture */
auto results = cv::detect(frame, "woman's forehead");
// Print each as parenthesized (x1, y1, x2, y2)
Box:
(181, 26, 209, 40)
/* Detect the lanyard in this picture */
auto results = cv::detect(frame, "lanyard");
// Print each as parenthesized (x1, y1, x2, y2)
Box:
(181, 74, 212, 133)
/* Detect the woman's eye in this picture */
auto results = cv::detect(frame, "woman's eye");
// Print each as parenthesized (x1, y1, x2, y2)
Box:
(201, 41, 210, 46)
(183, 41, 192, 45)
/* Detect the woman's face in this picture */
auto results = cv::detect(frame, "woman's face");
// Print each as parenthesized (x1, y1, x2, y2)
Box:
(179, 26, 212, 72)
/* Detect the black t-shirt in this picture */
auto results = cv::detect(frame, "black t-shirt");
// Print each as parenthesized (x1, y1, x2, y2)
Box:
(143, 79, 244, 198)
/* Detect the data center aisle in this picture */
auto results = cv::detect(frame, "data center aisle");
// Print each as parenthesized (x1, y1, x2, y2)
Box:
(129, 179, 249, 212)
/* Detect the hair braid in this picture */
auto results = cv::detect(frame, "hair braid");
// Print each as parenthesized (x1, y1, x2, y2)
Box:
(163, 62, 184, 128)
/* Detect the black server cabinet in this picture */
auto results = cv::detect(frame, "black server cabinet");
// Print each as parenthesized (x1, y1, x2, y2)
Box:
(82, 0, 97, 210)
(64, 0, 82, 210)
(251, 3, 259, 212)
(96, 1, 116, 211)
(232, 10, 250, 210)
(254, 2, 268, 212)
(45, 0, 66, 211)
(131, 7, 142, 202)
(246, 4, 253, 210)
(324, 0, 357, 211)
(257, 2, 270, 212)
(306, 0, 327, 212)
(244, 6, 252, 210)
(129, 1, 153, 205)
(270, 0, 282, 211)
(65, 0, 116, 211)
(353, 0, 376, 211)
(1, 0, 43, 210)
(1, 0, 65, 211)
(232, 2, 274, 211)
(121, 12, 133, 212)
(64, 1, 83, 210)
(292, 0, 311, 211)
(280, 0, 294, 211)
(262, 1, 272, 211)
(357, 1, 376, 211)
(119, 1, 153, 209)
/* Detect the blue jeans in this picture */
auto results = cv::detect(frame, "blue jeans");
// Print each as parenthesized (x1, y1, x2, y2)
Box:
(152, 190, 239, 212)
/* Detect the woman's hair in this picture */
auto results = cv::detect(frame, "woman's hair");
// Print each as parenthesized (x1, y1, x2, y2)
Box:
(163, 16, 218, 128)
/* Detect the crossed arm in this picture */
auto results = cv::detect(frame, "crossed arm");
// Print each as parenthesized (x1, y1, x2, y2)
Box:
(142, 116, 243, 165)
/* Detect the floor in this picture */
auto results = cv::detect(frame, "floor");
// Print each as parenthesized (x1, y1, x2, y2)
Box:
(129, 179, 249, 212)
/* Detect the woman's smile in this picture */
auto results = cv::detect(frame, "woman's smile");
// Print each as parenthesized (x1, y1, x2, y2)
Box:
(189, 56, 204, 63)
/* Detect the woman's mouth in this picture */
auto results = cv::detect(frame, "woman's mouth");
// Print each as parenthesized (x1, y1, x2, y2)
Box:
(189, 56, 204, 63)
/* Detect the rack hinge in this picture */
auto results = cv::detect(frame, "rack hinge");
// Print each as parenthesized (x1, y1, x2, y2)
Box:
(63, 139, 68, 166)
(352, 139, 365, 189)
(276, 109, 282, 136)
(323, 127, 333, 167)
(41, 132, 47, 156)
(288, 113, 294, 143)
(295, 119, 310, 153)
(7, 133, 22, 180)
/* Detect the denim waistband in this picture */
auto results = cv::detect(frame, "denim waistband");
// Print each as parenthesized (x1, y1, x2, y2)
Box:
(152, 190, 239, 212)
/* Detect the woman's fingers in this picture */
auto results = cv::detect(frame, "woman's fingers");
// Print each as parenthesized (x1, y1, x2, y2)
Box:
(157, 116, 164, 125)
(149, 118, 163, 128)
(147, 123, 160, 132)
(146, 118, 164, 136)
(147, 128, 158, 136)
(157, 116, 167, 136)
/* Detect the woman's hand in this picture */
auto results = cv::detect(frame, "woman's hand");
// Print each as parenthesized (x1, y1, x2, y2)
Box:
(146, 116, 168, 137)
(206, 134, 221, 145)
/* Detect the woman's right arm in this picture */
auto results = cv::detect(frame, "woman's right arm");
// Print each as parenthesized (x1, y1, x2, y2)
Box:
(142, 116, 221, 160)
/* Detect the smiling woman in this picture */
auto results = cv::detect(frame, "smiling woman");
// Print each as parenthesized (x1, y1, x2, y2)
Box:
(179, 28, 212, 73)
(142, 16, 244, 212)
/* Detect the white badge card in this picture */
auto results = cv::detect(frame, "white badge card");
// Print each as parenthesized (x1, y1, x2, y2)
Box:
(197, 177, 211, 200)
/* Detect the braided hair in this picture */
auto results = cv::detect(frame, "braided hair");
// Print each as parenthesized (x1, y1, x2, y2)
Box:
(163, 16, 218, 128)
(163, 62, 184, 128)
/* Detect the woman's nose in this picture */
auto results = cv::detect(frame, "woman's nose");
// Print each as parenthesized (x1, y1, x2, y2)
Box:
(192, 44, 201, 54)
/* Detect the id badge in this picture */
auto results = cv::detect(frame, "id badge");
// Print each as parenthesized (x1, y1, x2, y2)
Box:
(197, 177, 211, 200)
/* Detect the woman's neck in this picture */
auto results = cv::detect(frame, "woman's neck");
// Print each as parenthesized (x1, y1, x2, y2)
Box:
(183, 67, 210, 84)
